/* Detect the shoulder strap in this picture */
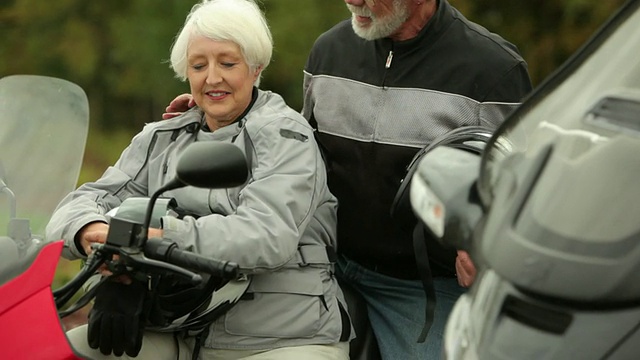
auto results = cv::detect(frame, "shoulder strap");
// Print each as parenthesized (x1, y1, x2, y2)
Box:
(414, 222, 436, 343)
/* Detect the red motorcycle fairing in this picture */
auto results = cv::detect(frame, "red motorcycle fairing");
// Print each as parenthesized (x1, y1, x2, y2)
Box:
(0, 240, 82, 360)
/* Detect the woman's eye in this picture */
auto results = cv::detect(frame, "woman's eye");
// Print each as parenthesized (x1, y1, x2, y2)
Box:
(222, 62, 236, 68)
(191, 64, 205, 70)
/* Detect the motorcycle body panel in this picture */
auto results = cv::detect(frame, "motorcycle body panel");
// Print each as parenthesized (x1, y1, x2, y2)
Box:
(410, 1, 640, 359)
(0, 241, 81, 359)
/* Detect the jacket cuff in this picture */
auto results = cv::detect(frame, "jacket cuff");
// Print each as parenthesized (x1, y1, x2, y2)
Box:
(160, 216, 186, 243)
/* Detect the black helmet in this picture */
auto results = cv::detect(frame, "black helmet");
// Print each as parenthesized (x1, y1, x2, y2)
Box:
(146, 273, 250, 333)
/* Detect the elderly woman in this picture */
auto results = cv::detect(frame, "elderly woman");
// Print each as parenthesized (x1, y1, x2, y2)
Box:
(47, 0, 352, 359)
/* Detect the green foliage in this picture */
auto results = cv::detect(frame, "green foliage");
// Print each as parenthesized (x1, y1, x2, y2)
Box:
(260, 0, 350, 111)
(450, 0, 628, 85)
(79, 128, 133, 185)
(0, 0, 629, 181)
(55, 19, 101, 83)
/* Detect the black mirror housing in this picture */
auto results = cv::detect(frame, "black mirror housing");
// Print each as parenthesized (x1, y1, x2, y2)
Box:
(176, 142, 248, 189)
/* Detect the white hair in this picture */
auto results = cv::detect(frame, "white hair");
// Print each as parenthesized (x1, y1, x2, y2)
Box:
(169, 0, 273, 86)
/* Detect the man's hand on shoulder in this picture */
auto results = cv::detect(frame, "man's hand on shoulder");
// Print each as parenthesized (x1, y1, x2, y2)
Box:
(162, 93, 196, 120)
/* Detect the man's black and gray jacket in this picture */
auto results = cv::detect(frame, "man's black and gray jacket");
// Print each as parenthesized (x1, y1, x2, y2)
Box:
(302, 0, 532, 279)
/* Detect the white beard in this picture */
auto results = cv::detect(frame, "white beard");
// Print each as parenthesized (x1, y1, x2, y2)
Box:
(347, 0, 410, 40)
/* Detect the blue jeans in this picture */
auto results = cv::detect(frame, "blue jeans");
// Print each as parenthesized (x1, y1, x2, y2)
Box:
(337, 254, 466, 360)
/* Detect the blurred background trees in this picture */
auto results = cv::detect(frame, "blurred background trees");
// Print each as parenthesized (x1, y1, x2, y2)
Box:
(0, 0, 627, 181)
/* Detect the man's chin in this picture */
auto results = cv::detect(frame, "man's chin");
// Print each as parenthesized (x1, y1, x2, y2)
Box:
(352, 18, 400, 41)
(352, 21, 379, 41)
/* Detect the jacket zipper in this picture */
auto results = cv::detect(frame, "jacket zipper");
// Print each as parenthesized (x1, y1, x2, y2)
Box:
(381, 46, 394, 88)
(385, 50, 394, 69)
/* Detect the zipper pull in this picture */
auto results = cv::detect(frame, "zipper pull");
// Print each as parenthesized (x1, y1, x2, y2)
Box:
(385, 50, 394, 69)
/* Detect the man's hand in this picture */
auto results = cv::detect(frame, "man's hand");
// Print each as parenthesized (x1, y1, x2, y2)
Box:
(162, 93, 195, 119)
(455, 250, 477, 287)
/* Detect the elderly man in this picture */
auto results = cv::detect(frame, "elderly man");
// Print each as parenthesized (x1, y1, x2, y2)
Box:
(302, 0, 532, 358)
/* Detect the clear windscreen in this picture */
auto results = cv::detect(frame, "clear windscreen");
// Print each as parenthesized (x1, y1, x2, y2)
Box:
(0, 75, 89, 284)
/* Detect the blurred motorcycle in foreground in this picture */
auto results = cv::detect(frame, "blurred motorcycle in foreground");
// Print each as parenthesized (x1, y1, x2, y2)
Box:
(408, 0, 640, 358)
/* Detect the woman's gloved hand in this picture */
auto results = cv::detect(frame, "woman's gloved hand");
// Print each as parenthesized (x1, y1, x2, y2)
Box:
(87, 278, 147, 356)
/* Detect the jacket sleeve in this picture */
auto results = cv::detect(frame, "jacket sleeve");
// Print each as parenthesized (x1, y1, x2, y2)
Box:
(45, 129, 153, 259)
(479, 61, 533, 129)
(487, 60, 533, 102)
(302, 39, 321, 127)
(301, 70, 315, 126)
(161, 117, 329, 273)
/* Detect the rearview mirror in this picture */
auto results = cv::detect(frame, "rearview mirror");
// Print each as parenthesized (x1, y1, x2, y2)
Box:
(409, 146, 483, 251)
(175, 141, 248, 189)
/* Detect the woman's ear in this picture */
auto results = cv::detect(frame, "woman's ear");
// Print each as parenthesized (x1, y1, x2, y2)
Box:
(254, 66, 263, 79)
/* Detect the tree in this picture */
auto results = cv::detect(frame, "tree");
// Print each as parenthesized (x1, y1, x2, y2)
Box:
(0, 0, 629, 177)
(450, 0, 627, 85)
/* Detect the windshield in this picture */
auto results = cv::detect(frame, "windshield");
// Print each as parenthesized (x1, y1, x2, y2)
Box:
(0, 75, 88, 284)
(478, 1, 640, 247)
(480, 2, 640, 195)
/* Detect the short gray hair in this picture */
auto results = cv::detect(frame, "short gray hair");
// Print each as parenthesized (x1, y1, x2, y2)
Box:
(170, 0, 273, 86)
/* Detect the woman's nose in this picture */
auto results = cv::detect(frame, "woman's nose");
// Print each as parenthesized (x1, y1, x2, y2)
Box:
(206, 65, 222, 84)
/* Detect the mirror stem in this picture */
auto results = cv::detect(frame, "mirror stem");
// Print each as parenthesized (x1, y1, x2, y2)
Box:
(139, 178, 184, 247)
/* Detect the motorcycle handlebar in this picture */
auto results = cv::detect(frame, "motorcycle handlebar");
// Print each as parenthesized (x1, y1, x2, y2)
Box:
(143, 237, 240, 279)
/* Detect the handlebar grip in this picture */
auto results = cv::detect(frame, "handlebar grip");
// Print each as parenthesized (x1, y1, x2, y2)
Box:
(144, 238, 239, 279)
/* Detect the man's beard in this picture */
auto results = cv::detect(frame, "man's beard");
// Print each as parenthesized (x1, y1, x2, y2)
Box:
(347, 0, 410, 40)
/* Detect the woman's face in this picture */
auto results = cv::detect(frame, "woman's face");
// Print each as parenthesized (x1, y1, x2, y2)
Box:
(187, 36, 260, 130)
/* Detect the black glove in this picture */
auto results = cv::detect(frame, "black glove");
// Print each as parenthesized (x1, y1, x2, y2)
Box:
(87, 278, 147, 357)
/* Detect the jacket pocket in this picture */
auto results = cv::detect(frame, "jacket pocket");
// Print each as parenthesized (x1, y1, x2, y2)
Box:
(223, 269, 324, 338)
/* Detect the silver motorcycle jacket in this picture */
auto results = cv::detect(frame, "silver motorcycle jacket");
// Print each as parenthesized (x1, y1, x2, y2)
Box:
(46, 89, 354, 349)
